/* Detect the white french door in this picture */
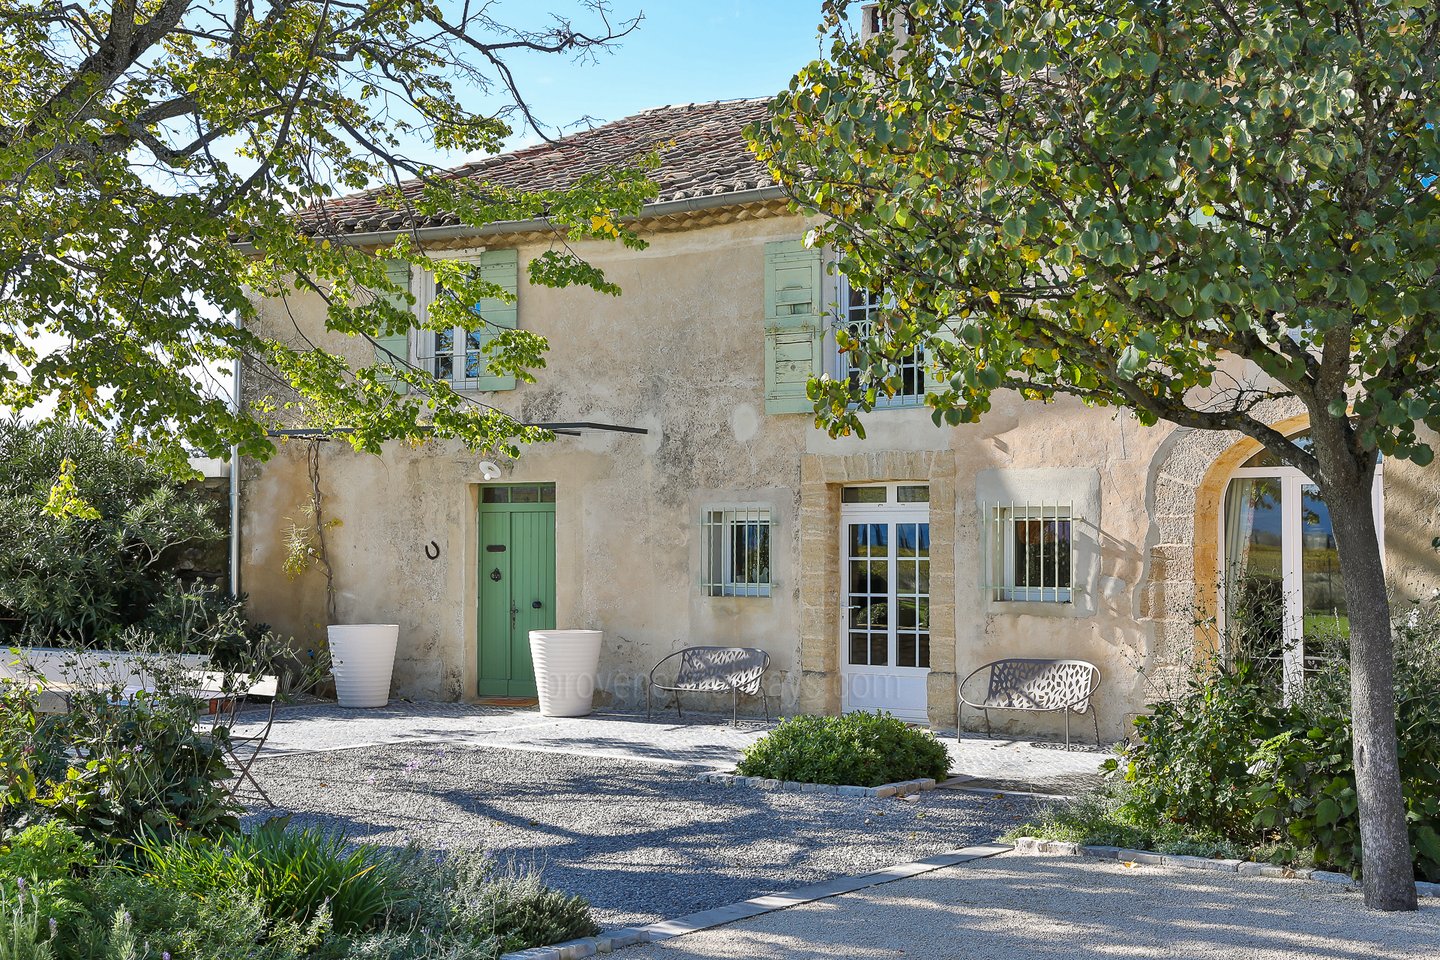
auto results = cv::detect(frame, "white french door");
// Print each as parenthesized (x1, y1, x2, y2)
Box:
(840, 485, 931, 721)
(1222, 453, 1383, 700)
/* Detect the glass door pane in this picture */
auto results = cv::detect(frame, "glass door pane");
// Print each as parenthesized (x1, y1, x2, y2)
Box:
(1223, 477, 1287, 686)
(894, 522, 930, 668)
(846, 523, 889, 666)
(1300, 484, 1345, 673)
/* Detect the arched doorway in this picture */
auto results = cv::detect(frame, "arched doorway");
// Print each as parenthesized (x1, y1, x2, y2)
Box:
(1220, 431, 1383, 698)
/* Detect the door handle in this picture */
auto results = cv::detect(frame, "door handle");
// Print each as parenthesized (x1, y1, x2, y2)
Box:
(532, 600, 542, 609)
(510, 601, 518, 631)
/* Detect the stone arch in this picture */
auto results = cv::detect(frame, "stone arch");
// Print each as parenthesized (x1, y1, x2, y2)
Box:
(1143, 407, 1310, 670)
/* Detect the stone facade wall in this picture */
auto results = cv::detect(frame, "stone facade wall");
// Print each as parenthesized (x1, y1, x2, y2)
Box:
(237, 207, 1440, 739)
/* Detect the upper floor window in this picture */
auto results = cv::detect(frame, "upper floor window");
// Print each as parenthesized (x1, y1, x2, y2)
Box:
(409, 249, 519, 392)
(834, 276, 925, 407)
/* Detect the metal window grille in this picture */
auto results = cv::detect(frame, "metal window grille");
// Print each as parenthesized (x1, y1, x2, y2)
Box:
(703, 508, 772, 597)
(834, 278, 924, 406)
(983, 501, 1075, 603)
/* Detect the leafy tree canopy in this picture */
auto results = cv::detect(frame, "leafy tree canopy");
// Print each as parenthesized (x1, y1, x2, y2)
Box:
(752, 0, 1440, 911)
(0, 0, 654, 473)
(753, 0, 1440, 485)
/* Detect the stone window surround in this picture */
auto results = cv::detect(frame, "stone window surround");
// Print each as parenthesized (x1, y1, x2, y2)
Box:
(797, 450, 958, 728)
(974, 467, 1103, 619)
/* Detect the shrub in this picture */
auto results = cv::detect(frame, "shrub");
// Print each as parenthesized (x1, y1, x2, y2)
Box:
(0, 823, 96, 884)
(1118, 658, 1290, 836)
(0, 418, 221, 649)
(0, 888, 56, 960)
(78, 869, 324, 960)
(343, 848, 599, 960)
(437, 857, 599, 955)
(1246, 603, 1440, 881)
(735, 712, 950, 787)
(1089, 598, 1440, 880)
(1, 670, 241, 842)
(3, 623, 316, 844)
(131, 819, 397, 935)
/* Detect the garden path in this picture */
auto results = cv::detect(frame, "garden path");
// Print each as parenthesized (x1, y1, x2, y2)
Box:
(615, 853, 1440, 959)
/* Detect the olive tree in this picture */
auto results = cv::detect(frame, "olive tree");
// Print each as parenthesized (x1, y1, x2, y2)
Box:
(751, 0, 1440, 909)
(0, 0, 654, 472)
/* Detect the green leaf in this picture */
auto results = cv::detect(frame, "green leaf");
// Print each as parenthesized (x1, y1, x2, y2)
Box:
(1347, 275, 1368, 308)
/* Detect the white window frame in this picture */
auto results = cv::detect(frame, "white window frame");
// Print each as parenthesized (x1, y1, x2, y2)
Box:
(702, 506, 772, 598)
(833, 275, 925, 408)
(1218, 439, 1385, 701)
(984, 501, 1075, 603)
(409, 252, 501, 390)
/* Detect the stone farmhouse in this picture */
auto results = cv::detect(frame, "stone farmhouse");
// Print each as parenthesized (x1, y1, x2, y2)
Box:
(238, 91, 1438, 741)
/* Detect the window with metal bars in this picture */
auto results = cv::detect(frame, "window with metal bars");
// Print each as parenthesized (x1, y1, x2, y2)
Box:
(703, 508, 771, 597)
(984, 502, 1074, 602)
(834, 276, 925, 406)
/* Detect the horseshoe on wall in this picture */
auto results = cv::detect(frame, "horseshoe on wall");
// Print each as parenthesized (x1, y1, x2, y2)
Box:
(425, 540, 440, 560)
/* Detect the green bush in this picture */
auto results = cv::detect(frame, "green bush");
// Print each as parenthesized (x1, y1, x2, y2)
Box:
(341, 848, 599, 960)
(0, 822, 96, 884)
(131, 819, 396, 935)
(1, 674, 240, 842)
(0, 418, 221, 648)
(438, 857, 599, 955)
(735, 712, 950, 787)
(1246, 604, 1440, 881)
(0, 888, 56, 960)
(1118, 658, 1290, 836)
(0, 826, 597, 960)
(76, 869, 324, 960)
(1029, 599, 1440, 880)
(0, 825, 93, 959)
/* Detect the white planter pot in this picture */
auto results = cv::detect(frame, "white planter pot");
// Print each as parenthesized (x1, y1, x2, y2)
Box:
(529, 629, 603, 717)
(328, 624, 399, 708)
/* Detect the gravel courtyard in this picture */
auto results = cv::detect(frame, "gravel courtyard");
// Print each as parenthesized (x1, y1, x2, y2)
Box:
(244, 743, 1042, 928)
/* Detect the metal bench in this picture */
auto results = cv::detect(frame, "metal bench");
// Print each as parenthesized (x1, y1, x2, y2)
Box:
(958, 658, 1101, 745)
(646, 646, 771, 724)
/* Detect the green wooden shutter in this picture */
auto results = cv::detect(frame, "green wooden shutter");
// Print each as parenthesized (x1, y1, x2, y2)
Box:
(471, 249, 519, 392)
(763, 239, 824, 414)
(375, 259, 411, 395)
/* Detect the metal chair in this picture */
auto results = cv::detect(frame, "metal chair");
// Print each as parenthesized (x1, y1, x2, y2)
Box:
(199, 673, 281, 807)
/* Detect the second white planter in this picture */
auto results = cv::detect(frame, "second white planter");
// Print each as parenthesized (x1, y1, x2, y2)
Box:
(529, 629, 603, 717)
(328, 623, 399, 708)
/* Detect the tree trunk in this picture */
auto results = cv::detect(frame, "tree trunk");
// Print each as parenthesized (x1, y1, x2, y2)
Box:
(1314, 441, 1417, 910)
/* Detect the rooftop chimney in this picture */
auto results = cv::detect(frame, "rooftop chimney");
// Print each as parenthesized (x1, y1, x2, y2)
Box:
(859, 3, 911, 43)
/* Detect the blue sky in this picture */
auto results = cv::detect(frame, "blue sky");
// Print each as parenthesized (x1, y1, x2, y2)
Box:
(473, 1, 832, 153)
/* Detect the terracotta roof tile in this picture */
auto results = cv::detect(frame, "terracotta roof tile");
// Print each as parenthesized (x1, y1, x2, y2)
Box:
(305, 98, 777, 236)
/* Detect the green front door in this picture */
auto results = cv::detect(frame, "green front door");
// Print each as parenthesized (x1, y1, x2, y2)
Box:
(477, 484, 556, 697)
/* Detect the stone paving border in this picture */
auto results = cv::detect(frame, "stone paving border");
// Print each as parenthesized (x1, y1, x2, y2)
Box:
(501, 842, 1012, 960)
(694, 772, 943, 798)
(1010, 836, 1440, 899)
